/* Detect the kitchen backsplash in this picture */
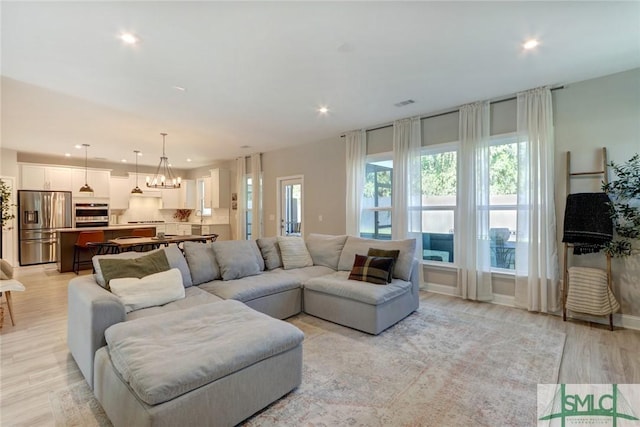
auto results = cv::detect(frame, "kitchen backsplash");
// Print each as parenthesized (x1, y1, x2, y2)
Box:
(113, 197, 230, 224)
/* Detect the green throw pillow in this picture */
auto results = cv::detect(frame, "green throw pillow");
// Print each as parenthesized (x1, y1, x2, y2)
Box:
(98, 250, 170, 290)
(367, 248, 400, 282)
(348, 254, 395, 285)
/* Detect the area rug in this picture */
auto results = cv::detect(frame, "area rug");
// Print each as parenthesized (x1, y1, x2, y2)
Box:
(51, 306, 565, 427)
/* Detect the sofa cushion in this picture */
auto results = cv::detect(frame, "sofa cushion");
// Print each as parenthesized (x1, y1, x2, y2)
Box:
(98, 250, 170, 289)
(305, 234, 348, 270)
(256, 237, 283, 270)
(127, 286, 224, 321)
(109, 268, 185, 313)
(304, 271, 412, 305)
(93, 245, 193, 288)
(182, 241, 220, 285)
(348, 254, 395, 285)
(105, 300, 304, 406)
(338, 237, 416, 281)
(211, 240, 262, 281)
(367, 248, 400, 282)
(277, 236, 313, 269)
(199, 269, 300, 302)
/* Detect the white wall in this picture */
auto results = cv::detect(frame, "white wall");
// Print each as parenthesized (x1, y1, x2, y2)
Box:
(554, 68, 640, 316)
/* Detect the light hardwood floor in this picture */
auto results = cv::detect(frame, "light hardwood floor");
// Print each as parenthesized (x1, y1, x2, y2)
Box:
(1, 264, 639, 426)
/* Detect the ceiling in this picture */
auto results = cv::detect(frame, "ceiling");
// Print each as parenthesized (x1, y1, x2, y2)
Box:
(2, 1, 639, 169)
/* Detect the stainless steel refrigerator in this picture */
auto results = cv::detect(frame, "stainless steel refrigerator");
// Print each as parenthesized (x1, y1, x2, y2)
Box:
(18, 190, 72, 266)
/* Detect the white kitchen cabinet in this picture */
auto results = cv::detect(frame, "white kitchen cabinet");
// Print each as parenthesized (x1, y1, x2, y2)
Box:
(109, 176, 130, 210)
(161, 179, 196, 210)
(165, 223, 178, 235)
(72, 169, 110, 198)
(20, 164, 72, 191)
(210, 169, 230, 209)
(161, 188, 181, 209)
(177, 224, 192, 235)
(182, 180, 196, 209)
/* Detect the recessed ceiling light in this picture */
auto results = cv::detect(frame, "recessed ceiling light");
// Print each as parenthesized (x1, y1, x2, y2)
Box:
(137, 152, 142, 156)
(172, 86, 187, 92)
(64, 153, 71, 157)
(523, 39, 539, 50)
(186, 158, 192, 162)
(74, 144, 82, 149)
(120, 32, 139, 45)
(318, 106, 329, 114)
(121, 159, 127, 163)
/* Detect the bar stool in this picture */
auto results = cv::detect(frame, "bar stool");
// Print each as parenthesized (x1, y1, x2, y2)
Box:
(73, 231, 105, 274)
(0, 279, 26, 327)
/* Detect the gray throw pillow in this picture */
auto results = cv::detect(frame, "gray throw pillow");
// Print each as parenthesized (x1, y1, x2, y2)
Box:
(211, 240, 261, 281)
(305, 234, 348, 270)
(256, 237, 283, 270)
(182, 241, 220, 285)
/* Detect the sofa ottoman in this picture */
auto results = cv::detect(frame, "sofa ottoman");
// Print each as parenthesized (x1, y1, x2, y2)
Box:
(303, 268, 419, 335)
(93, 300, 304, 427)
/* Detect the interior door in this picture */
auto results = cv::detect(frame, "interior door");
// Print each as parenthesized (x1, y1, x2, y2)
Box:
(278, 176, 303, 237)
(1, 176, 17, 264)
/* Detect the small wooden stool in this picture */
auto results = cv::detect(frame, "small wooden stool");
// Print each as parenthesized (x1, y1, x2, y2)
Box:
(0, 279, 26, 327)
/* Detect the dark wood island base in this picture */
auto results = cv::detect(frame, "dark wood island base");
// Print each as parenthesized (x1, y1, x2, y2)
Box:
(56, 226, 156, 273)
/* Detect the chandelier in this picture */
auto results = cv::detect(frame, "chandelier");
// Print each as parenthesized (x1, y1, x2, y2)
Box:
(146, 133, 181, 189)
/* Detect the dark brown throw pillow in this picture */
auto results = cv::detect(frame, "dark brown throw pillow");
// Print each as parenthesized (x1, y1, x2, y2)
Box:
(98, 250, 170, 289)
(348, 254, 395, 285)
(367, 248, 400, 282)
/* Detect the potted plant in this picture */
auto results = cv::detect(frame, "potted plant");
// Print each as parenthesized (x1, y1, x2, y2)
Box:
(173, 209, 192, 222)
(602, 154, 640, 257)
(0, 179, 15, 229)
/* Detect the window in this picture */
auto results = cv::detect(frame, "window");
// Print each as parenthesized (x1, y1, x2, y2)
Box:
(245, 176, 252, 240)
(488, 135, 518, 270)
(360, 156, 392, 240)
(421, 144, 458, 263)
(197, 178, 211, 217)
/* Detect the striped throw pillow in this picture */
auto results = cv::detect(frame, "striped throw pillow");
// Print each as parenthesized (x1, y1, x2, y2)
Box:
(348, 254, 395, 285)
(367, 248, 399, 282)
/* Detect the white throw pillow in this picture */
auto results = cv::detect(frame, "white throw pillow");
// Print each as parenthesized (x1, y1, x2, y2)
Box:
(277, 236, 313, 270)
(109, 268, 185, 313)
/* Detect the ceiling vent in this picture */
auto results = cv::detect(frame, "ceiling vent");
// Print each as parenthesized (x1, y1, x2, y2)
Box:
(394, 99, 415, 107)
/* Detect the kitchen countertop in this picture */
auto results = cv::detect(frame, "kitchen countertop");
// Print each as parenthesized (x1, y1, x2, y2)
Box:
(58, 224, 159, 233)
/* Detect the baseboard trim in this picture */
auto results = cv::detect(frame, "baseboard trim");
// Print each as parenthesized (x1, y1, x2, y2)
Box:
(491, 293, 516, 307)
(422, 283, 458, 297)
(421, 285, 640, 331)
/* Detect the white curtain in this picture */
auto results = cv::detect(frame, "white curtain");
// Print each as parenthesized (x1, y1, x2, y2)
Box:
(345, 130, 366, 236)
(515, 87, 559, 312)
(235, 157, 247, 240)
(392, 117, 422, 249)
(458, 101, 493, 301)
(250, 153, 263, 240)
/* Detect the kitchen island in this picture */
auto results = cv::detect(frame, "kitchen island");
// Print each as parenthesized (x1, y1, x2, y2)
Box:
(56, 225, 157, 273)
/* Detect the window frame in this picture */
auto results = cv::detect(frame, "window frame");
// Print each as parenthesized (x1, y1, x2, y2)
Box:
(421, 141, 459, 266)
(360, 152, 393, 240)
(487, 132, 518, 273)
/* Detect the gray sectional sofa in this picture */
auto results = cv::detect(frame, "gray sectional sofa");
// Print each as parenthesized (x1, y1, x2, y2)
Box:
(67, 233, 419, 426)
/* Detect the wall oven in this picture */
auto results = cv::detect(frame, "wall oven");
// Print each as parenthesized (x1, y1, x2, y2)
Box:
(75, 203, 109, 228)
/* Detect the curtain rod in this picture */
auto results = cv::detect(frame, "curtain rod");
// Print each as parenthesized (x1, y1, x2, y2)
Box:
(340, 85, 565, 137)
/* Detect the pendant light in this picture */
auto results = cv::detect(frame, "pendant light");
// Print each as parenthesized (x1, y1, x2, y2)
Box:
(131, 150, 143, 194)
(146, 133, 181, 189)
(78, 143, 94, 193)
